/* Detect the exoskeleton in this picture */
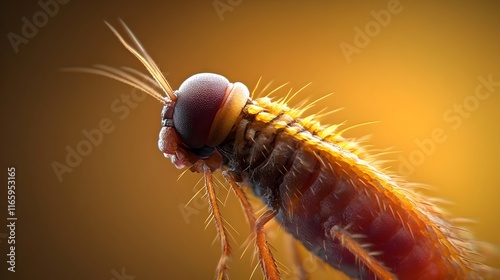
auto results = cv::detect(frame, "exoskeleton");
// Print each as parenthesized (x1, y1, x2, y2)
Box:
(73, 21, 499, 280)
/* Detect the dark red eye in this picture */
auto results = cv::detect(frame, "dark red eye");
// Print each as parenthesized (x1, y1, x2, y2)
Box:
(173, 73, 231, 148)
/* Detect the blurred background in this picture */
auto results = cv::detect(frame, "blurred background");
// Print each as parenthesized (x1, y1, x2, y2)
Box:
(1, 1, 499, 279)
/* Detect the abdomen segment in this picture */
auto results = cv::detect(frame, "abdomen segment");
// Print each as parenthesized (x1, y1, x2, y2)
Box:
(223, 100, 481, 279)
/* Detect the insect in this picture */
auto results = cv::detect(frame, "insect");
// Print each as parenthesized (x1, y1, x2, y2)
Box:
(71, 20, 499, 279)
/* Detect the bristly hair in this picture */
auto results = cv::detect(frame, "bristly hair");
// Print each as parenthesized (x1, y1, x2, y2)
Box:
(63, 19, 176, 104)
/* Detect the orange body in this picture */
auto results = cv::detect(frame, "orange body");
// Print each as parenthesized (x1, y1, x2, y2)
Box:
(78, 21, 497, 280)
(214, 97, 487, 279)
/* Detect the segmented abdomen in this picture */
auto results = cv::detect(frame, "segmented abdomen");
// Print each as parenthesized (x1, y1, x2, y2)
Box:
(218, 98, 480, 279)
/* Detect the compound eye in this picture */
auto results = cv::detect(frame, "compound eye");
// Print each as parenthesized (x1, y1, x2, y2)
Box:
(173, 73, 249, 149)
(173, 73, 230, 148)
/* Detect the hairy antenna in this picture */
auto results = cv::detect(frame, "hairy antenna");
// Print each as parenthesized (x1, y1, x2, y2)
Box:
(63, 20, 176, 104)
(105, 19, 176, 101)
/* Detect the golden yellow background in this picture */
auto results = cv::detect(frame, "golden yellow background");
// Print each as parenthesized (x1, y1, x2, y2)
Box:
(1, 1, 499, 279)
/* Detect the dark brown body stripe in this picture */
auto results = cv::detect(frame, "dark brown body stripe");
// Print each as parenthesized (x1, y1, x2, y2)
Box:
(218, 112, 463, 279)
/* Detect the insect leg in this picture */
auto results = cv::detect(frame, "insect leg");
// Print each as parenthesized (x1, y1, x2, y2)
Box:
(329, 225, 396, 280)
(222, 171, 256, 232)
(256, 209, 281, 280)
(222, 171, 281, 279)
(203, 164, 232, 280)
(223, 171, 281, 279)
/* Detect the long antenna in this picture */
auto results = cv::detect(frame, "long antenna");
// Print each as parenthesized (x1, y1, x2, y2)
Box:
(105, 20, 176, 101)
(63, 20, 177, 104)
